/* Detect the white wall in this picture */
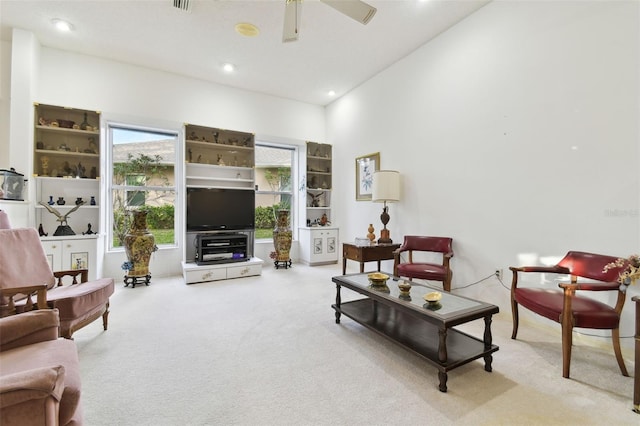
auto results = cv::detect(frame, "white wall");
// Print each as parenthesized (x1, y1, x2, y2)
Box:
(327, 1, 640, 339)
(5, 40, 325, 278)
(0, 40, 11, 169)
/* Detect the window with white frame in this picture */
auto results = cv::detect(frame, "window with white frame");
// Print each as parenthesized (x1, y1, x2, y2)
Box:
(108, 124, 177, 250)
(254, 143, 296, 240)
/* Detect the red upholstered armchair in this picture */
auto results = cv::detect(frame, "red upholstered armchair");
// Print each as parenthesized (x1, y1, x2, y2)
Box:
(393, 236, 453, 292)
(510, 251, 629, 378)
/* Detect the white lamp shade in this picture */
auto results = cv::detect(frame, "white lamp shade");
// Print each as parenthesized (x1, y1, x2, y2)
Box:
(372, 170, 400, 203)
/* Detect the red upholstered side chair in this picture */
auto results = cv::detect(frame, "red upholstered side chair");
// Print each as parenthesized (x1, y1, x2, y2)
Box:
(393, 236, 453, 292)
(510, 251, 629, 378)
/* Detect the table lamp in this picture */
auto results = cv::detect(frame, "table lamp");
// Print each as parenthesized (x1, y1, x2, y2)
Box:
(372, 170, 400, 244)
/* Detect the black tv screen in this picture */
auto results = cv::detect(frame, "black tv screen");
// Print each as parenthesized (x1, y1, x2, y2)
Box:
(187, 188, 255, 231)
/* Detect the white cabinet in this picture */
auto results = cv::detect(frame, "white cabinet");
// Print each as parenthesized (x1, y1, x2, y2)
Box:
(299, 227, 339, 265)
(41, 236, 99, 281)
(182, 258, 263, 284)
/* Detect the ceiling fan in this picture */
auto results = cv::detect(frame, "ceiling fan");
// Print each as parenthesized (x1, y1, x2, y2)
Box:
(283, 0, 377, 43)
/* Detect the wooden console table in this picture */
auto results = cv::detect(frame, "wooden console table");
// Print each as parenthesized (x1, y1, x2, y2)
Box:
(634, 296, 639, 414)
(342, 243, 400, 274)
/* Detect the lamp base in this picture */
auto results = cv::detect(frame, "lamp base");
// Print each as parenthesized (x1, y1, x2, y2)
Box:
(378, 228, 392, 244)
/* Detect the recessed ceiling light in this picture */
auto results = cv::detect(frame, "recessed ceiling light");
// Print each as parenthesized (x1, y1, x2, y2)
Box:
(328, 90, 336, 97)
(235, 23, 259, 37)
(222, 63, 236, 73)
(51, 18, 74, 32)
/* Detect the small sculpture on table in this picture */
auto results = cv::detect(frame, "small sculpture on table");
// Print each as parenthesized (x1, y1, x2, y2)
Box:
(367, 224, 376, 242)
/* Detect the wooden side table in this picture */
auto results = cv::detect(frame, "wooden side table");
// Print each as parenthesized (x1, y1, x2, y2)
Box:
(633, 296, 639, 414)
(342, 243, 401, 274)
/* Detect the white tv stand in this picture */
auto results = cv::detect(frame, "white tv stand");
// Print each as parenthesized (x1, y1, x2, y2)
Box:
(182, 257, 263, 285)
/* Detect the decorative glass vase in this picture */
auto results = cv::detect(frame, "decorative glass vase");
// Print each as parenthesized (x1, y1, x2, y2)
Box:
(123, 210, 156, 278)
(273, 209, 292, 263)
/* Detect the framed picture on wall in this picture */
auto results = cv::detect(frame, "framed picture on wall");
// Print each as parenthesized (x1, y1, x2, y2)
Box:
(355, 152, 380, 201)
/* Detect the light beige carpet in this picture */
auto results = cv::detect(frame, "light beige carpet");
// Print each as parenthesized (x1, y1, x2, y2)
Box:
(73, 263, 638, 425)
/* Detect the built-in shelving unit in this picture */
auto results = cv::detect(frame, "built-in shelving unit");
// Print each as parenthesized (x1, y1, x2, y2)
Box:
(33, 103, 103, 279)
(183, 123, 262, 282)
(299, 141, 338, 265)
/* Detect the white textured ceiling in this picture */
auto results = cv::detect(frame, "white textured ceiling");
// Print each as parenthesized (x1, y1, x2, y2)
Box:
(0, 0, 489, 106)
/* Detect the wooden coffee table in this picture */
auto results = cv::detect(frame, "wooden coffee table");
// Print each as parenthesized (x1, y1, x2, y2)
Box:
(332, 272, 499, 392)
(342, 243, 400, 274)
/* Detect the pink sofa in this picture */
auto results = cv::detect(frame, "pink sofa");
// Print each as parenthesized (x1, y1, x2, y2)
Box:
(0, 309, 82, 425)
(0, 224, 114, 339)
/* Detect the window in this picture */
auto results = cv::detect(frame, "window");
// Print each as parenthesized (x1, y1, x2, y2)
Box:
(254, 143, 295, 240)
(108, 124, 177, 250)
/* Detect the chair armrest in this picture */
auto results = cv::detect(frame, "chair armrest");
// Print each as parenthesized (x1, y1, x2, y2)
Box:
(53, 269, 88, 286)
(572, 281, 621, 292)
(0, 285, 48, 316)
(0, 365, 65, 409)
(0, 309, 60, 351)
(510, 265, 571, 274)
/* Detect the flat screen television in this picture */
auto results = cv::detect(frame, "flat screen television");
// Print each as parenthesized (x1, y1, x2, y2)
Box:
(187, 187, 255, 231)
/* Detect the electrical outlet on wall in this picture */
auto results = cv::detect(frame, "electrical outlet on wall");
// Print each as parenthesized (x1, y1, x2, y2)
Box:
(495, 269, 503, 280)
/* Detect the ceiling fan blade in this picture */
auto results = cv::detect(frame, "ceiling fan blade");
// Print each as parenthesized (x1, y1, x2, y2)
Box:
(320, 0, 377, 25)
(283, 0, 301, 43)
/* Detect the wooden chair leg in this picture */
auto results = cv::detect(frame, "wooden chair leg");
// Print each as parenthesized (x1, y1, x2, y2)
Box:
(511, 299, 519, 340)
(444, 270, 452, 292)
(561, 317, 573, 378)
(102, 302, 110, 331)
(611, 328, 629, 376)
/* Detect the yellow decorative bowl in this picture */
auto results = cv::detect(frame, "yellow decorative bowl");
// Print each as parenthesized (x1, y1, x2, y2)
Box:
(423, 291, 442, 304)
(368, 272, 389, 286)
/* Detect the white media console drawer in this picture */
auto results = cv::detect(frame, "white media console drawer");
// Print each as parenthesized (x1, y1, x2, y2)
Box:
(182, 257, 263, 284)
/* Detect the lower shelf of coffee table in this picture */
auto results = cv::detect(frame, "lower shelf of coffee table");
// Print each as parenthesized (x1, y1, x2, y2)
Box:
(333, 299, 498, 372)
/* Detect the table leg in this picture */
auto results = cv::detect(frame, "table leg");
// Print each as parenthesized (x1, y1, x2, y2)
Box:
(335, 284, 342, 324)
(342, 256, 347, 275)
(438, 371, 448, 393)
(438, 326, 448, 392)
(377, 260, 381, 271)
(484, 315, 494, 372)
(359, 262, 364, 273)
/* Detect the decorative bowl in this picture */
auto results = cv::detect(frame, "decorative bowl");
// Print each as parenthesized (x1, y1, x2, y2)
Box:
(423, 291, 442, 304)
(57, 119, 75, 129)
(368, 272, 389, 286)
(398, 280, 411, 293)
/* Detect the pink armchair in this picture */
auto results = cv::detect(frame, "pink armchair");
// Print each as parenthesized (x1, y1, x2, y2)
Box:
(0, 309, 82, 426)
(0, 227, 114, 339)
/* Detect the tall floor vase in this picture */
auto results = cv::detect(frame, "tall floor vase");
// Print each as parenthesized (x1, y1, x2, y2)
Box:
(123, 210, 157, 287)
(273, 209, 292, 269)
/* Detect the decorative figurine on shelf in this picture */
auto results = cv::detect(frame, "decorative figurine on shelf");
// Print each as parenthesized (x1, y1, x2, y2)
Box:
(87, 137, 97, 154)
(217, 154, 225, 166)
(320, 213, 328, 226)
(307, 191, 322, 207)
(80, 112, 89, 130)
(82, 223, 95, 235)
(62, 161, 72, 176)
(38, 223, 48, 237)
(41, 156, 50, 176)
(190, 131, 197, 140)
(75, 197, 84, 205)
(196, 154, 202, 163)
(188, 148, 193, 163)
(90, 196, 96, 206)
(76, 162, 86, 178)
(367, 224, 376, 242)
(47, 195, 55, 206)
(90, 166, 97, 179)
(39, 201, 84, 236)
(213, 132, 219, 143)
(56, 197, 66, 205)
